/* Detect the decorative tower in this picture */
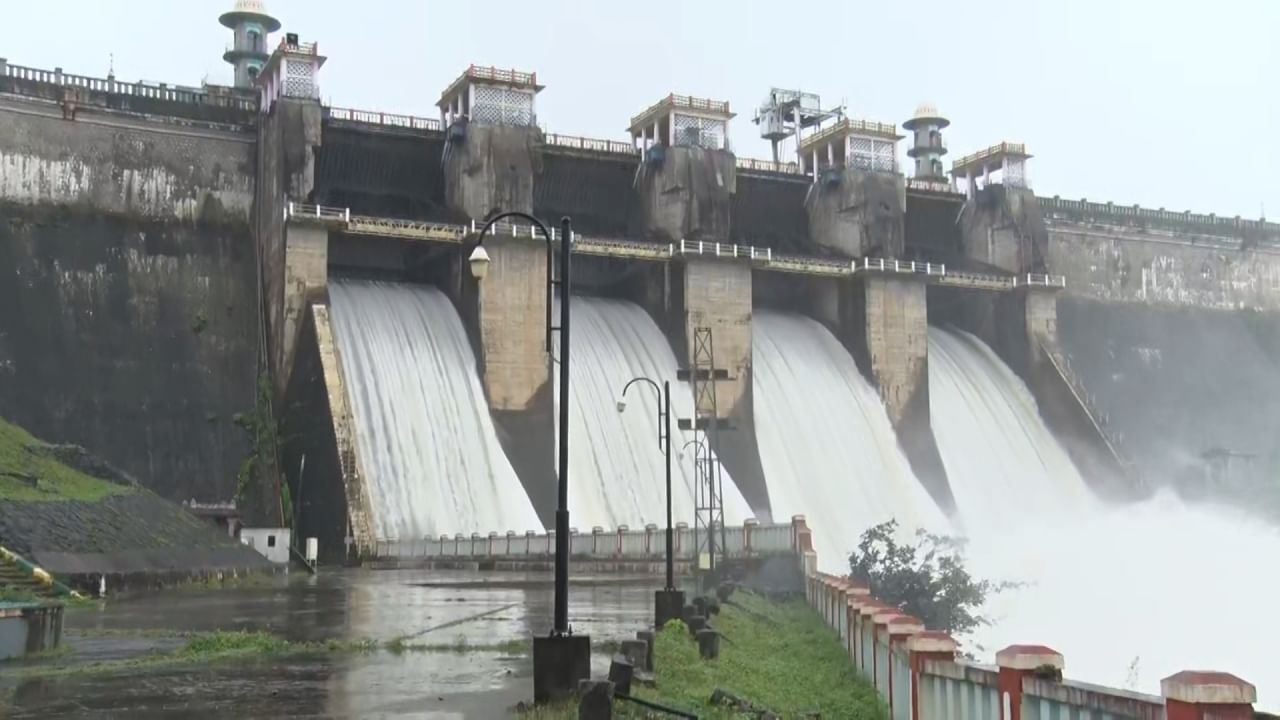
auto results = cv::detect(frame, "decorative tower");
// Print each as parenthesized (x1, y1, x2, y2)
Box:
(902, 104, 949, 181)
(219, 0, 281, 88)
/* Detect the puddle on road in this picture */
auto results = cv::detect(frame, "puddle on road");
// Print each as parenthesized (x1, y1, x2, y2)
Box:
(0, 568, 669, 718)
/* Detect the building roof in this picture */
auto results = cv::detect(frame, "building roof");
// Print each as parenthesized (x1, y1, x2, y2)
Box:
(902, 102, 950, 131)
(798, 117, 902, 153)
(437, 65, 543, 110)
(628, 93, 734, 134)
(219, 0, 282, 32)
(950, 142, 1031, 176)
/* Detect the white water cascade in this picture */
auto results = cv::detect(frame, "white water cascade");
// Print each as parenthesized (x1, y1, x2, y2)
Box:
(752, 310, 948, 571)
(329, 279, 541, 540)
(555, 295, 754, 530)
(928, 326, 1280, 705)
(927, 327, 1096, 529)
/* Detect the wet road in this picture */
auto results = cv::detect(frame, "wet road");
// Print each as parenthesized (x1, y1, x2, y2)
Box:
(0, 568, 670, 719)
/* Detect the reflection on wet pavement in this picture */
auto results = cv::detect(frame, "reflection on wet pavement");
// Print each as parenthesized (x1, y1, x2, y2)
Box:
(0, 569, 670, 719)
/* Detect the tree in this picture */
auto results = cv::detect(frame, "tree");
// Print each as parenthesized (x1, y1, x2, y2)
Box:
(847, 520, 1000, 636)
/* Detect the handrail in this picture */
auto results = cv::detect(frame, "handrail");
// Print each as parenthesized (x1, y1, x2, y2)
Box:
(325, 107, 441, 132)
(1038, 195, 1280, 240)
(951, 141, 1028, 173)
(1038, 342, 1135, 480)
(284, 204, 1038, 289)
(2, 61, 257, 111)
(542, 133, 638, 156)
(800, 117, 901, 151)
(629, 92, 731, 128)
(736, 157, 803, 175)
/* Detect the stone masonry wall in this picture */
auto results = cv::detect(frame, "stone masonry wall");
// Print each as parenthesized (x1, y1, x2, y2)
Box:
(0, 96, 258, 503)
(1046, 223, 1280, 310)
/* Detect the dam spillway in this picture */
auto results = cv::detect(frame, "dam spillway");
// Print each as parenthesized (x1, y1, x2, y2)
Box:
(329, 279, 541, 539)
(752, 309, 947, 569)
(555, 295, 754, 530)
(927, 327, 1096, 530)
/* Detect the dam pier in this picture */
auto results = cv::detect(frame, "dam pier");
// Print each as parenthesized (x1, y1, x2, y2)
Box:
(1, 1, 1277, 714)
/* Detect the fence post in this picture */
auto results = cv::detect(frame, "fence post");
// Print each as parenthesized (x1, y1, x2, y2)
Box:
(996, 645, 1064, 720)
(907, 632, 958, 720)
(1162, 672, 1256, 720)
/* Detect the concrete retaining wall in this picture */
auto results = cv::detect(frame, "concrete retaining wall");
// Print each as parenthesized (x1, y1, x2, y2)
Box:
(0, 93, 258, 502)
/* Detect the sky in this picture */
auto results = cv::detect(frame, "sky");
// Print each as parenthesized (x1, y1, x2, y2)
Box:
(4, 1, 1277, 219)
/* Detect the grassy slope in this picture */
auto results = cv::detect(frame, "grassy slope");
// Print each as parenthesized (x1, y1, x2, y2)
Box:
(0, 418, 131, 502)
(633, 590, 887, 719)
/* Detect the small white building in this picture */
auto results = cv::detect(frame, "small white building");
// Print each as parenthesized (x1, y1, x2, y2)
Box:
(240, 527, 291, 564)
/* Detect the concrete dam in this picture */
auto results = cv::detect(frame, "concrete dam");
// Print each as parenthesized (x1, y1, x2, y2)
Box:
(2, 22, 1280, 697)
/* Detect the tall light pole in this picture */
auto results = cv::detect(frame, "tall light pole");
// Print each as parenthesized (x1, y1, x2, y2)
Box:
(468, 212, 587, 703)
(617, 377, 685, 628)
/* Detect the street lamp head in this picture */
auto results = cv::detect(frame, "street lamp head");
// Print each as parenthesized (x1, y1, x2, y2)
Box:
(615, 399, 627, 413)
(467, 244, 491, 280)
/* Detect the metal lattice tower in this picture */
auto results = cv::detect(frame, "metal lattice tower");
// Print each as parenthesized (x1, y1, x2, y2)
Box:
(689, 327, 726, 573)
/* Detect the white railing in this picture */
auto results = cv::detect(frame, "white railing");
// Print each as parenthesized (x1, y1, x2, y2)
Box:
(326, 107, 441, 132)
(542, 133, 638, 156)
(285, 202, 349, 223)
(285, 203, 1052, 289)
(369, 520, 798, 560)
(1015, 273, 1067, 288)
(905, 177, 959, 194)
(736, 157, 803, 175)
(466, 65, 537, 86)
(2, 61, 256, 111)
(859, 257, 946, 276)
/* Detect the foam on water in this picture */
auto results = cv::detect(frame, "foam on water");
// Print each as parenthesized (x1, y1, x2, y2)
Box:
(928, 326, 1280, 706)
(329, 279, 541, 539)
(752, 310, 947, 571)
(555, 295, 754, 530)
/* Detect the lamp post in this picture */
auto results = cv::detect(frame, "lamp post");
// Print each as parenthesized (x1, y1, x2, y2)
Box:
(617, 377, 686, 629)
(680, 437, 715, 574)
(468, 212, 587, 703)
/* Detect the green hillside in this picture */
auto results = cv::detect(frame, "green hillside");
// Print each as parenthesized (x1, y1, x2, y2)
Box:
(0, 418, 133, 502)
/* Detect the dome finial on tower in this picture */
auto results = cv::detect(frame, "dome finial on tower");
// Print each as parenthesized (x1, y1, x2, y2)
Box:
(902, 102, 950, 181)
(219, 0, 281, 88)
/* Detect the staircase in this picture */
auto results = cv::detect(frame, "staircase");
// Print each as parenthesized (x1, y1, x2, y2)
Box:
(1038, 342, 1143, 489)
(0, 554, 53, 600)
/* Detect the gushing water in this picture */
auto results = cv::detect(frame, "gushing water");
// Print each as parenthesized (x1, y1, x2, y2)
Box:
(928, 327, 1280, 705)
(555, 295, 754, 530)
(752, 310, 947, 571)
(329, 279, 541, 539)
(927, 327, 1095, 529)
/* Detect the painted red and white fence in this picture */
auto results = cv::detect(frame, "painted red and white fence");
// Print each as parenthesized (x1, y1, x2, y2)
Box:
(802, 533, 1258, 720)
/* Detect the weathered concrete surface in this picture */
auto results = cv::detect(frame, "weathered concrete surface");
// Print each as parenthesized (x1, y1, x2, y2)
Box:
(534, 151, 636, 237)
(281, 303, 376, 564)
(0, 98, 253, 220)
(1056, 297, 1280, 494)
(292, 304, 375, 561)
(256, 98, 322, 394)
(732, 173, 810, 250)
(444, 124, 538, 221)
(0, 202, 256, 503)
(456, 238, 556, 522)
(314, 124, 450, 221)
(678, 259, 751, 415)
(633, 146, 736, 242)
(280, 224, 328, 387)
(841, 277, 953, 510)
(805, 169, 905, 258)
(0, 94, 259, 504)
(958, 185, 1048, 274)
(1046, 224, 1280, 310)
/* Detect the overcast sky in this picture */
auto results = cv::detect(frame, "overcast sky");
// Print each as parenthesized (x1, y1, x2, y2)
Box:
(6, 1, 1277, 219)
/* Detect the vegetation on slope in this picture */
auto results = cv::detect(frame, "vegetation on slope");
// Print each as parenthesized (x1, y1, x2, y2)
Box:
(631, 590, 886, 719)
(0, 418, 132, 502)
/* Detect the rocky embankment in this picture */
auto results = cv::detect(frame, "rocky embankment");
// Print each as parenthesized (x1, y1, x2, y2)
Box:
(0, 418, 270, 592)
